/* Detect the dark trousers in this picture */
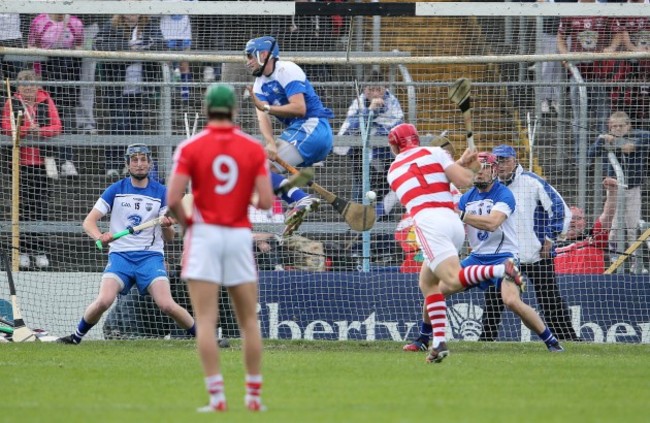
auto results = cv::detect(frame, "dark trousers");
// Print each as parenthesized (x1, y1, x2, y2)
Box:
(19, 165, 49, 254)
(218, 285, 240, 338)
(480, 258, 579, 341)
(106, 93, 146, 170)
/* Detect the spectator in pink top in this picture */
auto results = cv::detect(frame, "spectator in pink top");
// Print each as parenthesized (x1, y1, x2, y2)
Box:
(27, 13, 84, 141)
(28, 13, 84, 175)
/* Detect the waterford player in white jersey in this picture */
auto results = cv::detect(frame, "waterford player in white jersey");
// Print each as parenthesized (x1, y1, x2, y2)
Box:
(245, 36, 333, 235)
(58, 144, 196, 344)
(404, 152, 563, 353)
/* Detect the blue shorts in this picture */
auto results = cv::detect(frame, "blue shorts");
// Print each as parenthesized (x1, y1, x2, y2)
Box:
(104, 251, 169, 296)
(460, 252, 516, 291)
(279, 117, 333, 166)
(166, 39, 192, 50)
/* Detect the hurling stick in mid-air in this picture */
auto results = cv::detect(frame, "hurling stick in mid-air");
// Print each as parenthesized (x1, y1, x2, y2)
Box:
(274, 157, 376, 232)
(448, 77, 475, 150)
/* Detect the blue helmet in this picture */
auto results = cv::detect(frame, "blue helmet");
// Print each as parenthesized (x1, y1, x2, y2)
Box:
(245, 36, 280, 60)
(245, 36, 279, 76)
(124, 143, 152, 163)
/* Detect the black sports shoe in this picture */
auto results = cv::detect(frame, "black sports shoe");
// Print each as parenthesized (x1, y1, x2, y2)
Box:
(56, 334, 80, 345)
(402, 336, 430, 352)
(547, 341, 564, 353)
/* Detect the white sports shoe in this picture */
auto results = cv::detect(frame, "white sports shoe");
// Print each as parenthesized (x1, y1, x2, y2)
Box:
(203, 66, 216, 82)
(44, 157, 59, 180)
(106, 169, 120, 178)
(19, 254, 31, 269)
(245, 396, 267, 412)
(34, 254, 50, 269)
(197, 401, 227, 412)
(540, 100, 550, 114)
(61, 160, 78, 177)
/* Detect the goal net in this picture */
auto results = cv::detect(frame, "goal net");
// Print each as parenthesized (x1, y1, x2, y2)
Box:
(0, 1, 648, 344)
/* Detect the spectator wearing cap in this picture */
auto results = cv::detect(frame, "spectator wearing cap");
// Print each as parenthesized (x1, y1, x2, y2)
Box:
(479, 145, 580, 341)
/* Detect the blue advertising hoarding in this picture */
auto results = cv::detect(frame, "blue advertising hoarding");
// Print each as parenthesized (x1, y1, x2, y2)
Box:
(258, 272, 650, 343)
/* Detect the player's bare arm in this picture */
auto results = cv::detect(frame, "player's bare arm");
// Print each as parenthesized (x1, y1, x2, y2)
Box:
(83, 208, 112, 246)
(254, 173, 274, 211)
(264, 93, 306, 118)
(166, 172, 192, 229)
(445, 149, 480, 188)
(160, 215, 176, 242)
(256, 109, 278, 159)
(248, 85, 306, 118)
(463, 210, 508, 232)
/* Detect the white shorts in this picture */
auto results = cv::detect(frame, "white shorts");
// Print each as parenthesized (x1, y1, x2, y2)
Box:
(181, 223, 257, 287)
(413, 208, 464, 271)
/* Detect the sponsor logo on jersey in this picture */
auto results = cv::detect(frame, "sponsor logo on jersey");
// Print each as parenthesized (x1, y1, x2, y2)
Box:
(145, 203, 153, 211)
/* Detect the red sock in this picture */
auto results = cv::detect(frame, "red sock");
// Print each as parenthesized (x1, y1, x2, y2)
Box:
(458, 265, 496, 288)
(205, 374, 224, 396)
(205, 374, 226, 410)
(425, 294, 446, 345)
(245, 374, 263, 401)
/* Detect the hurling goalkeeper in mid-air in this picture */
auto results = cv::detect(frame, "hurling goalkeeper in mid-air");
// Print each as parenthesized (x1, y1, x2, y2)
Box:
(245, 35, 334, 236)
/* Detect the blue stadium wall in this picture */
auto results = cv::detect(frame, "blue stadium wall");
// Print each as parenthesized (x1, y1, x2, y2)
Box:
(258, 272, 650, 344)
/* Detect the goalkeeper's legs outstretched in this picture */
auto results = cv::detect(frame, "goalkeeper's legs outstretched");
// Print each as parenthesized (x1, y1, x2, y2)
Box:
(58, 276, 196, 344)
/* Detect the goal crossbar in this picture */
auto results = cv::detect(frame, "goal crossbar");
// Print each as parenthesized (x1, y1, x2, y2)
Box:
(2, 46, 649, 65)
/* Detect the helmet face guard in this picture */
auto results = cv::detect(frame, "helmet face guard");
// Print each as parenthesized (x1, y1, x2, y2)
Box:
(125, 143, 152, 163)
(388, 123, 420, 153)
(245, 36, 279, 77)
(474, 152, 498, 189)
(125, 143, 152, 180)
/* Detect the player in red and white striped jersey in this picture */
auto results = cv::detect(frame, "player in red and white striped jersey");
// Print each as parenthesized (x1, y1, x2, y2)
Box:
(386, 123, 523, 363)
(168, 84, 273, 412)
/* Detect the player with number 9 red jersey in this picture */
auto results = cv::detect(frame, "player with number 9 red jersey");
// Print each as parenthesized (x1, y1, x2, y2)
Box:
(172, 125, 269, 228)
(167, 83, 273, 412)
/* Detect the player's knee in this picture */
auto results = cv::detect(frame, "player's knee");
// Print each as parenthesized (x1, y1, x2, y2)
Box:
(239, 318, 261, 338)
(501, 290, 520, 309)
(94, 297, 115, 313)
(156, 300, 177, 316)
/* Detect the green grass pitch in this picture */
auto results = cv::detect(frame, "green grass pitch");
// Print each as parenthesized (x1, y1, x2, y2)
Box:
(0, 340, 648, 423)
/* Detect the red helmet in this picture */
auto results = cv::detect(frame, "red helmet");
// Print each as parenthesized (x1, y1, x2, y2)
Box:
(478, 152, 497, 167)
(388, 123, 420, 152)
(475, 152, 498, 189)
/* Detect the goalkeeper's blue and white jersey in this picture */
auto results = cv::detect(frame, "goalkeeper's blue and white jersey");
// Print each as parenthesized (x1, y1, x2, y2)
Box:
(93, 178, 168, 254)
(252, 60, 334, 127)
(458, 181, 518, 256)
